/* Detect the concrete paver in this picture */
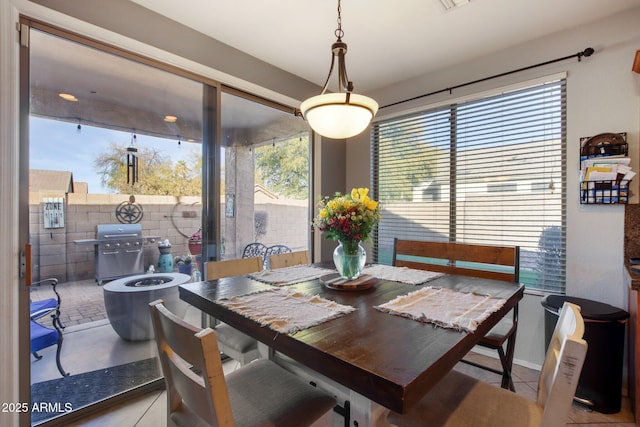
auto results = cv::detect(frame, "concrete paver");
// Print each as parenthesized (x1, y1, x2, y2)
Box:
(29, 278, 106, 328)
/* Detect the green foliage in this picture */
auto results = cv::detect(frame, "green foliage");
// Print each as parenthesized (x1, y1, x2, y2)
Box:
(254, 135, 309, 199)
(93, 142, 201, 196)
(377, 125, 442, 201)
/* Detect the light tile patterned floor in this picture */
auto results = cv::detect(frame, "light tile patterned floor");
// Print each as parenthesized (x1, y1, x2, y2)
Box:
(64, 352, 636, 426)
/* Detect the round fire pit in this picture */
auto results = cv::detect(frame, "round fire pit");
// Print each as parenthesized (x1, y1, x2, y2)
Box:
(103, 272, 190, 341)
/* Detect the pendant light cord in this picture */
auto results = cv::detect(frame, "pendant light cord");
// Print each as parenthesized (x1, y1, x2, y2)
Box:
(380, 47, 594, 110)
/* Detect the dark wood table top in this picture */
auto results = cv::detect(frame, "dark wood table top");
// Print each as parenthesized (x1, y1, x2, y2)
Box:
(179, 263, 524, 413)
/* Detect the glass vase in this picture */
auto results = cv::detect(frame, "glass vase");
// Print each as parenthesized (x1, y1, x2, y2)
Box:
(333, 240, 366, 280)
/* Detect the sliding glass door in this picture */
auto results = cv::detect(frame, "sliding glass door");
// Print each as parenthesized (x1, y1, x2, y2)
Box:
(25, 24, 209, 425)
(22, 19, 310, 426)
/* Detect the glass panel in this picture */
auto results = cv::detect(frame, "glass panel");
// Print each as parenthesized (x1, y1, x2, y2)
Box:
(374, 109, 451, 264)
(373, 80, 566, 292)
(28, 28, 204, 424)
(220, 92, 310, 263)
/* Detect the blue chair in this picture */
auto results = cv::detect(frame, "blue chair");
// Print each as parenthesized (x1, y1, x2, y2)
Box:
(30, 316, 68, 377)
(30, 278, 65, 330)
(30, 277, 68, 377)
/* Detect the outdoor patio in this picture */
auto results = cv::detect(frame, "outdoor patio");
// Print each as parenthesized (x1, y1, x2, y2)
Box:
(30, 278, 106, 329)
(29, 277, 203, 383)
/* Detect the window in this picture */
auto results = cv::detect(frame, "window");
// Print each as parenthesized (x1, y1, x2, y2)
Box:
(219, 91, 310, 260)
(373, 78, 566, 293)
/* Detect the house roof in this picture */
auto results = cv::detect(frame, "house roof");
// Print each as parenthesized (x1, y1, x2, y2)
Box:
(29, 169, 74, 194)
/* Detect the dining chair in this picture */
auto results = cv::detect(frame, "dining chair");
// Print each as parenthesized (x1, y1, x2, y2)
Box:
(149, 299, 336, 427)
(393, 238, 520, 390)
(387, 301, 587, 427)
(205, 256, 263, 280)
(241, 242, 268, 268)
(204, 257, 263, 366)
(264, 244, 293, 269)
(269, 250, 309, 270)
(30, 277, 65, 330)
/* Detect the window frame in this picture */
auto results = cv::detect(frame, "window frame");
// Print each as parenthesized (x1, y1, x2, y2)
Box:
(372, 76, 567, 293)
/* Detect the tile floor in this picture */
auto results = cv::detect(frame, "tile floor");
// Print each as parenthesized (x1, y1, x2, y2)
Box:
(52, 350, 637, 427)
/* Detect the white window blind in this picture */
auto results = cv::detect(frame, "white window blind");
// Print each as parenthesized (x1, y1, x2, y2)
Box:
(372, 79, 566, 293)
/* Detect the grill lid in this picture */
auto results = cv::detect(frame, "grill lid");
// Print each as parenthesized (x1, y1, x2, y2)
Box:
(97, 224, 143, 240)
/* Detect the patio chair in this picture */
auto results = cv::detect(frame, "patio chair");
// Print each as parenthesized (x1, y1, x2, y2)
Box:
(268, 250, 309, 270)
(30, 312, 69, 377)
(30, 277, 65, 330)
(388, 302, 587, 427)
(149, 299, 336, 427)
(393, 238, 520, 390)
(204, 258, 263, 366)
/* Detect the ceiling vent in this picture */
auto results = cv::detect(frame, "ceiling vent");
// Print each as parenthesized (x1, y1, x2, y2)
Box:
(439, 0, 471, 11)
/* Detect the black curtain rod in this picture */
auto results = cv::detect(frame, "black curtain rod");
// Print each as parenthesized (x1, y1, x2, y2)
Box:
(380, 47, 595, 110)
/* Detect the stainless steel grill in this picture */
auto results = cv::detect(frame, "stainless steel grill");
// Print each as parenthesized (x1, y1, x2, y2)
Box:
(73, 224, 159, 284)
(95, 224, 145, 284)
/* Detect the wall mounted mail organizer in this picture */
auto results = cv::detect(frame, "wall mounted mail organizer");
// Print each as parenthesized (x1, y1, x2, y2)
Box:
(580, 132, 635, 204)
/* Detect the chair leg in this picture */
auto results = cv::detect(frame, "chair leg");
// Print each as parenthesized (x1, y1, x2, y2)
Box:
(55, 335, 69, 377)
(461, 344, 516, 391)
(497, 331, 517, 392)
(50, 319, 69, 377)
(496, 347, 514, 391)
(53, 311, 66, 330)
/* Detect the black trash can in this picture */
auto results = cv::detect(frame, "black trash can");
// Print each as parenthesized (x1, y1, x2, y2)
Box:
(541, 295, 629, 414)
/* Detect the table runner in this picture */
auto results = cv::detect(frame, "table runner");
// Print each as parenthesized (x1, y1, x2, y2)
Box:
(249, 264, 335, 286)
(362, 264, 444, 285)
(217, 288, 356, 334)
(375, 286, 505, 332)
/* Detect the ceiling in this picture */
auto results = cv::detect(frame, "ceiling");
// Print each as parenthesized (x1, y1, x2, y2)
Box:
(30, 29, 302, 144)
(29, 0, 639, 143)
(130, 0, 638, 93)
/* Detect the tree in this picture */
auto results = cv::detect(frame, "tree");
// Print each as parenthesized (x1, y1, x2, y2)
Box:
(254, 135, 309, 199)
(378, 130, 443, 201)
(94, 142, 201, 195)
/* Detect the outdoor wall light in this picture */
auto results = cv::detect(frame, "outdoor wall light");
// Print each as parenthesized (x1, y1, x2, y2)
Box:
(298, 0, 378, 139)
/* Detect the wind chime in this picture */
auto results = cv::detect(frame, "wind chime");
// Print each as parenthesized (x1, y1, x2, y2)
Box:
(116, 132, 144, 223)
(127, 133, 139, 186)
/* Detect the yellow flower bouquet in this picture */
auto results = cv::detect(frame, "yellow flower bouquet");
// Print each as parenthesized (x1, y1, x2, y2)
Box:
(313, 188, 381, 279)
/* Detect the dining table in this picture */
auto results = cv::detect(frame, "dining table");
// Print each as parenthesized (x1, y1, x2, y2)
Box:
(179, 261, 524, 426)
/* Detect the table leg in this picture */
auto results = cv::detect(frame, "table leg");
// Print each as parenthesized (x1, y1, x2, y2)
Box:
(349, 391, 391, 427)
(257, 341, 274, 359)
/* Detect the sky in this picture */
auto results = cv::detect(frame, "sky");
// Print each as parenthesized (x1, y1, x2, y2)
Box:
(30, 117, 200, 194)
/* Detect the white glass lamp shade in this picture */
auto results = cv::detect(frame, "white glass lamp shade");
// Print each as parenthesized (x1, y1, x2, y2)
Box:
(300, 92, 378, 139)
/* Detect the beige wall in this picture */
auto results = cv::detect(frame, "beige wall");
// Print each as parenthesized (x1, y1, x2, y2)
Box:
(29, 193, 309, 282)
(29, 193, 202, 282)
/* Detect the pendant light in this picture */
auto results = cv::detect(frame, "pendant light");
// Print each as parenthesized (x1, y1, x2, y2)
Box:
(299, 0, 378, 139)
